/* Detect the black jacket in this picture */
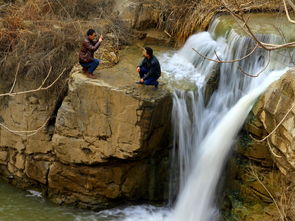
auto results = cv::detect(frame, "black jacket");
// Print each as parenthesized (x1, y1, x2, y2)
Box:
(138, 56, 161, 80)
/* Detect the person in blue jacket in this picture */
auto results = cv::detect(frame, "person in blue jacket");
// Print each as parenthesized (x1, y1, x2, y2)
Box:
(136, 47, 161, 88)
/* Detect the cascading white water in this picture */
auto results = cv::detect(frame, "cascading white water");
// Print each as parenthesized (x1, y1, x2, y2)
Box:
(2, 15, 294, 221)
(170, 69, 286, 221)
(160, 17, 293, 221)
(111, 16, 295, 221)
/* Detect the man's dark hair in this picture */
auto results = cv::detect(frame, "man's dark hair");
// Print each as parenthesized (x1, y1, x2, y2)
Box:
(87, 29, 96, 36)
(144, 47, 153, 57)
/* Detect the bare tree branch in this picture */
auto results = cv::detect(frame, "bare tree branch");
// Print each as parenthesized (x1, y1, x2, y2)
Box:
(221, 0, 295, 50)
(237, 50, 271, 77)
(192, 43, 258, 63)
(287, 0, 295, 10)
(249, 164, 286, 221)
(0, 116, 51, 137)
(283, 0, 295, 24)
(0, 68, 66, 97)
(0, 68, 67, 136)
(9, 62, 20, 93)
(254, 102, 295, 142)
(267, 138, 283, 158)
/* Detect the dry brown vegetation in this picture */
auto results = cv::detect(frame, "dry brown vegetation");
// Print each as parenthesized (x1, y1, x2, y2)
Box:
(0, 0, 285, 93)
(0, 0, 80, 96)
(248, 165, 295, 221)
(158, 0, 283, 45)
(0, 0, 130, 98)
(0, 0, 132, 135)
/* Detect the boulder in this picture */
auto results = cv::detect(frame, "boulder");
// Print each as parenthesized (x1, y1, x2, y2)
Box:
(0, 60, 172, 208)
(247, 70, 295, 180)
(114, 0, 161, 30)
(52, 68, 172, 165)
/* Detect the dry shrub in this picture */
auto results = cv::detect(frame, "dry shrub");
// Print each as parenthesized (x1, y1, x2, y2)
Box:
(0, 0, 131, 98)
(248, 165, 295, 221)
(96, 40, 119, 68)
(158, 0, 284, 45)
(275, 177, 295, 220)
(47, 0, 115, 19)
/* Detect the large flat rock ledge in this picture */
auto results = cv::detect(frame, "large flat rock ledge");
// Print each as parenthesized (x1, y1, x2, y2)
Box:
(0, 65, 172, 209)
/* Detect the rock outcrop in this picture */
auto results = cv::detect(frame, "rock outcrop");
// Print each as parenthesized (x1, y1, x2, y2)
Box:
(224, 69, 295, 220)
(0, 64, 172, 209)
(114, 0, 161, 30)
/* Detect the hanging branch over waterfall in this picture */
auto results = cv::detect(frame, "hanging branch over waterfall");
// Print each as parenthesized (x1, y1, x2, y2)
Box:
(193, 0, 295, 78)
(221, 0, 295, 50)
(192, 44, 258, 63)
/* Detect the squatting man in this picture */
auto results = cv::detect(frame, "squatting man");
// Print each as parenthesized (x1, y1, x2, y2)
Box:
(136, 47, 161, 88)
(79, 29, 162, 87)
(79, 29, 103, 79)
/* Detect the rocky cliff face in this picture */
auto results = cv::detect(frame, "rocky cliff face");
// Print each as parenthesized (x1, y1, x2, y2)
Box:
(0, 0, 174, 209)
(0, 65, 172, 209)
(224, 69, 295, 220)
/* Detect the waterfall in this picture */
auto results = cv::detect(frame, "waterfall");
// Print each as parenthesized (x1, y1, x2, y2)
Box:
(116, 16, 294, 221)
(161, 17, 293, 221)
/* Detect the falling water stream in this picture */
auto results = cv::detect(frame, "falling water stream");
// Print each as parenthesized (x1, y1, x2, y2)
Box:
(162, 15, 291, 221)
(1, 14, 294, 221)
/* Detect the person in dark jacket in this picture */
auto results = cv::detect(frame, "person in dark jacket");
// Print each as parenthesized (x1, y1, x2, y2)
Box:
(79, 29, 103, 79)
(136, 47, 161, 88)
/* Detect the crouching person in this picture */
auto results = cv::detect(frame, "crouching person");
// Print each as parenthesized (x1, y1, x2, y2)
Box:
(136, 47, 161, 88)
(79, 29, 103, 79)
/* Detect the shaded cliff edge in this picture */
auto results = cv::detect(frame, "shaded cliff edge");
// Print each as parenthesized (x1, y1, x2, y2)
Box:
(222, 69, 295, 220)
(0, 64, 172, 209)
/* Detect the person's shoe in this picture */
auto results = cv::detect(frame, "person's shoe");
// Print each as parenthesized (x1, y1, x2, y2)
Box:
(154, 82, 159, 88)
(82, 67, 88, 73)
(86, 72, 97, 79)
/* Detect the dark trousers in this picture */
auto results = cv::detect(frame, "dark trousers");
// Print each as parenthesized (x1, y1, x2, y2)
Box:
(139, 67, 159, 87)
(80, 59, 100, 73)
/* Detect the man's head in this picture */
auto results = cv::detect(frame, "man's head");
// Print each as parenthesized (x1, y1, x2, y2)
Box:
(87, 29, 97, 41)
(143, 47, 153, 58)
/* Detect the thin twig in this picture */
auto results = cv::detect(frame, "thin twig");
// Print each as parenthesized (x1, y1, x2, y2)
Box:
(287, 0, 295, 10)
(238, 50, 271, 77)
(39, 66, 52, 89)
(0, 68, 66, 97)
(283, 0, 295, 24)
(192, 44, 258, 63)
(273, 25, 295, 65)
(221, 0, 295, 50)
(267, 138, 282, 158)
(250, 165, 286, 221)
(164, 30, 172, 38)
(255, 102, 295, 142)
(0, 116, 50, 137)
(214, 50, 222, 62)
(9, 62, 20, 93)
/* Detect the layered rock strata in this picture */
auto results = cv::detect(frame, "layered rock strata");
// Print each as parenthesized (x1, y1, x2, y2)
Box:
(0, 66, 172, 209)
(224, 69, 295, 220)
